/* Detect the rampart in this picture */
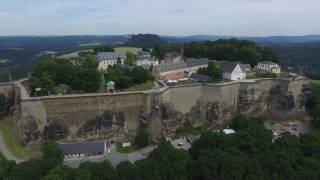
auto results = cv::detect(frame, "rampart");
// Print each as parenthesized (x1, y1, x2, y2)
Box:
(0, 78, 310, 146)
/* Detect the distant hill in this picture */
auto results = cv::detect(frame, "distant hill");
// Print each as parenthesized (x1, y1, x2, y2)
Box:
(161, 35, 320, 44)
(122, 34, 167, 48)
(0, 34, 320, 82)
(0, 35, 130, 53)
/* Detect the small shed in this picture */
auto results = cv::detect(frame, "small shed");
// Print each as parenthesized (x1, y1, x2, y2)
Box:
(106, 81, 115, 93)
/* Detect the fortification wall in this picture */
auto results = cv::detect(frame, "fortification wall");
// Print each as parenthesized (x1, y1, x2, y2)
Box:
(165, 84, 202, 114)
(19, 93, 147, 143)
(4, 77, 310, 145)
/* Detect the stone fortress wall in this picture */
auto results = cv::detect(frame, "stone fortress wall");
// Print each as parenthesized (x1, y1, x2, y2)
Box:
(0, 78, 311, 146)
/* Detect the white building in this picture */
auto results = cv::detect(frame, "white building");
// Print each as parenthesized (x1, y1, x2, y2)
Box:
(221, 61, 246, 81)
(255, 61, 281, 74)
(97, 52, 126, 71)
(137, 51, 159, 69)
(137, 57, 159, 68)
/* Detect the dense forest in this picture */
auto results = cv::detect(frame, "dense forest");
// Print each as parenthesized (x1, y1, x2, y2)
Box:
(270, 42, 320, 79)
(152, 39, 279, 66)
(1, 114, 320, 180)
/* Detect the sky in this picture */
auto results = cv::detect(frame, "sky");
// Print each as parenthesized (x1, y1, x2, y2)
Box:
(0, 0, 319, 36)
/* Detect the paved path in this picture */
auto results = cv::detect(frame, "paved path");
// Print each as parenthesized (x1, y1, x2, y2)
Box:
(64, 145, 156, 168)
(0, 133, 22, 163)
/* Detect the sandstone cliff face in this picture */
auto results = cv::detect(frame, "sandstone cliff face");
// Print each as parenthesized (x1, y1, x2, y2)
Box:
(14, 78, 310, 145)
(158, 79, 310, 132)
(0, 85, 17, 120)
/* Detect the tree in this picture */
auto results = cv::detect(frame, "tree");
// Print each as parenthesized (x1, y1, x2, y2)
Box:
(71, 58, 102, 92)
(124, 52, 136, 65)
(231, 114, 263, 130)
(197, 61, 222, 81)
(11, 159, 51, 180)
(134, 128, 150, 149)
(76, 161, 115, 180)
(261, 47, 279, 62)
(142, 47, 150, 52)
(131, 66, 147, 84)
(41, 140, 63, 169)
(43, 165, 73, 180)
(236, 47, 262, 66)
(116, 161, 141, 180)
(93, 46, 114, 55)
(0, 159, 15, 179)
(306, 82, 320, 129)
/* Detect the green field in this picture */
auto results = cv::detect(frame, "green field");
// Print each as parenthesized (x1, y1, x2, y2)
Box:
(124, 81, 154, 92)
(0, 118, 27, 160)
(114, 47, 142, 55)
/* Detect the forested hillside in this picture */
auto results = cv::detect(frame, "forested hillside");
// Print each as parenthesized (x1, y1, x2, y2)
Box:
(123, 34, 166, 48)
(271, 42, 320, 79)
(153, 39, 279, 66)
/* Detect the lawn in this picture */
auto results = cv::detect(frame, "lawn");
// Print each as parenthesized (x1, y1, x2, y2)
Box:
(312, 80, 320, 86)
(0, 118, 27, 160)
(124, 81, 154, 92)
(114, 47, 142, 55)
(116, 144, 138, 153)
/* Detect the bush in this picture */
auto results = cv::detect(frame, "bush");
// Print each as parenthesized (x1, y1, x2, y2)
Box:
(104, 65, 154, 90)
(134, 129, 150, 149)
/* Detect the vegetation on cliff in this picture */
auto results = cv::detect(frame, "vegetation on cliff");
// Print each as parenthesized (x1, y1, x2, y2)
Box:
(197, 61, 223, 81)
(307, 80, 320, 129)
(152, 39, 279, 66)
(1, 115, 320, 180)
(104, 66, 154, 90)
(29, 56, 102, 95)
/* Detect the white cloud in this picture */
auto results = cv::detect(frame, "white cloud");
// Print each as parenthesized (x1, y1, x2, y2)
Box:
(0, 0, 319, 35)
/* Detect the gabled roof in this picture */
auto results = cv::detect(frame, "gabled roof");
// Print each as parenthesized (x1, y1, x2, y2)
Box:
(221, 61, 238, 73)
(239, 64, 251, 71)
(97, 52, 126, 61)
(190, 73, 210, 83)
(185, 58, 209, 68)
(59, 141, 105, 155)
(138, 56, 158, 62)
(259, 61, 278, 65)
